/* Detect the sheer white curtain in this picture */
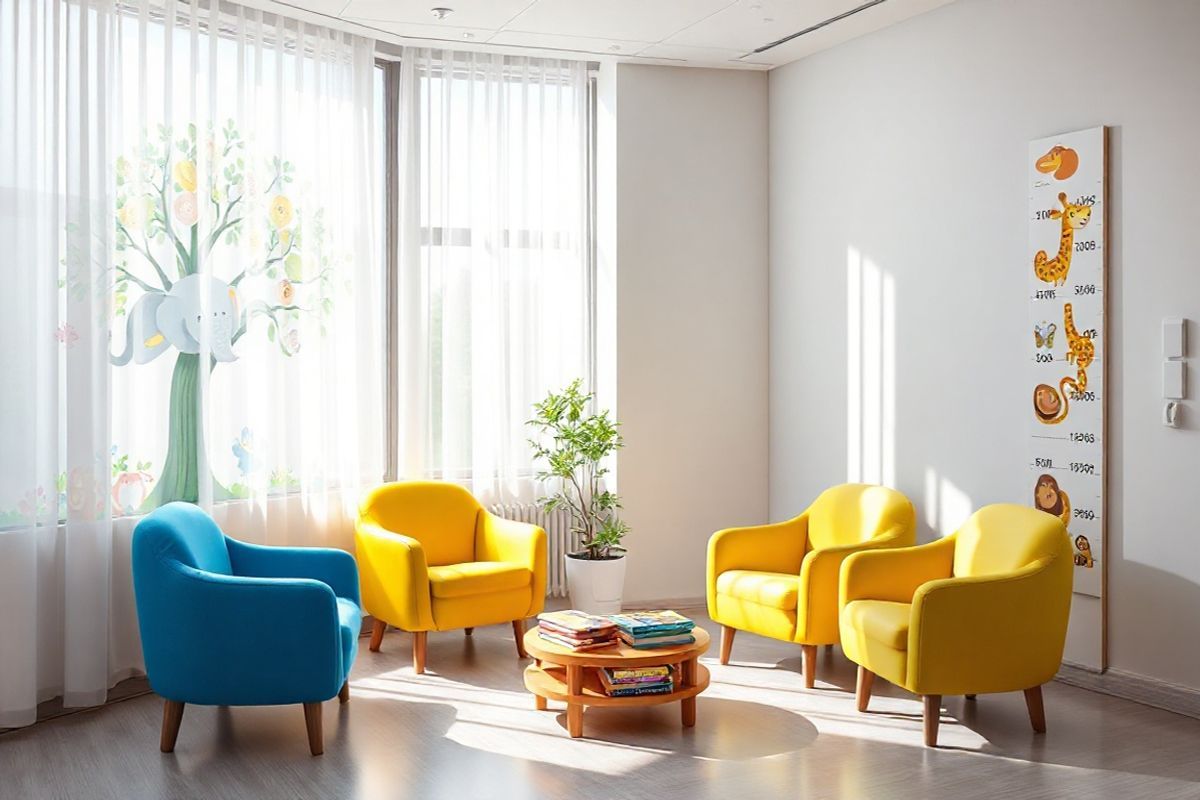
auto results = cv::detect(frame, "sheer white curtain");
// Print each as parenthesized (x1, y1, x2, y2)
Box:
(0, 0, 118, 728)
(395, 49, 592, 505)
(0, 0, 380, 727)
(104, 1, 382, 547)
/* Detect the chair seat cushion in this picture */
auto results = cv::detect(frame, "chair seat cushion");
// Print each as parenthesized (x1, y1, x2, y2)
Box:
(428, 561, 532, 599)
(841, 600, 911, 650)
(715, 570, 800, 611)
(337, 597, 363, 677)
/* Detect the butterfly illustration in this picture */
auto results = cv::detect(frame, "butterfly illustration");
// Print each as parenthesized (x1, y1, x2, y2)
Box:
(1034, 321, 1056, 350)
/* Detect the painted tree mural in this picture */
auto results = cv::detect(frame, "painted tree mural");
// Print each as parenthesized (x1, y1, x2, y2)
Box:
(111, 121, 335, 509)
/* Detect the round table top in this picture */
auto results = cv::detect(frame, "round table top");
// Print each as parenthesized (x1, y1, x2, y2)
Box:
(524, 625, 710, 667)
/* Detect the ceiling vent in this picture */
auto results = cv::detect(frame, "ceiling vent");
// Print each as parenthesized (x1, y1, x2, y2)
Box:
(748, 0, 888, 55)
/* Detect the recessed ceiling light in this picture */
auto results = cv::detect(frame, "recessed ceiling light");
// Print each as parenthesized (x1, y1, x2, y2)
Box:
(763, 17, 775, 22)
(608, 44, 621, 51)
(430, 7, 453, 20)
(462, 32, 475, 39)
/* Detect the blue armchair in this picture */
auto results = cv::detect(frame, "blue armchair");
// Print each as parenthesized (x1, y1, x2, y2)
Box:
(132, 502, 362, 755)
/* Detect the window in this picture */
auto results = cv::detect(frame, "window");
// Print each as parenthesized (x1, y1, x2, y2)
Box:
(384, 50, 597, 501)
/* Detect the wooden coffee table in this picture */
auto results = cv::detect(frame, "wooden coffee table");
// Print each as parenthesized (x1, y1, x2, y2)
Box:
(523, 626, 711, 738)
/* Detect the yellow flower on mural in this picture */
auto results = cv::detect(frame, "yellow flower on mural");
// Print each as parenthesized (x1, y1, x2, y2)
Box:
(118, 202, 141, 229)
(173, 160, 197, 192)
(269, 195, 293, 229)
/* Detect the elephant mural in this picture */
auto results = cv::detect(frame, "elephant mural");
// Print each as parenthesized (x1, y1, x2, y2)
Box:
(111, 274, 239, 365)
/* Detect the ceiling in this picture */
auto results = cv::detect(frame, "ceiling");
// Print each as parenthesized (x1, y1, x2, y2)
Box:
(268, 0, 957, 69)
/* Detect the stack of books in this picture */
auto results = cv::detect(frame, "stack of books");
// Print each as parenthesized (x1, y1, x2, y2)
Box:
(536, 610, 619, 651)
(598, 665, 675, 697)
(606, 610, 696, 649)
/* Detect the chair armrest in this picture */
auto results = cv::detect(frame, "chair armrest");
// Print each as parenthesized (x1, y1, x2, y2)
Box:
(226, 537, 360, 604)
(139, 562, 343, 705)
(477, 511, 547, 614)
(797, 523, 913, 642)
(839, 536, 956, 607)
(354, 519, 434, 631)
(707, 515, 808, 612)
(908, 554, 1072, 694)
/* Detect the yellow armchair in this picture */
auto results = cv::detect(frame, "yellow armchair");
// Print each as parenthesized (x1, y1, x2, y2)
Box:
(355, 481, 547, 674)
(839, 504, 1072, 746)
(707, 483, 915, 688)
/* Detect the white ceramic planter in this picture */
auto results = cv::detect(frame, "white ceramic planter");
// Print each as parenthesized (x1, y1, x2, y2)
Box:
(564, 553, 626, 615)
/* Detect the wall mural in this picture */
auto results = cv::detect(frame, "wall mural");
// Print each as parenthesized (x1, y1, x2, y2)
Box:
(1027, 127, 1106, 599)
(109, 121, 337, 511)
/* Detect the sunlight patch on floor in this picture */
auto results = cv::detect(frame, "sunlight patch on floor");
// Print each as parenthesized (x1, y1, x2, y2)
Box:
(351, 649, 990, 773)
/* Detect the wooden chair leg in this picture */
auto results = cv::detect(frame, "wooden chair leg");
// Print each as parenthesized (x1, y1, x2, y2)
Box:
(719, 626, 736, 665)
(801, 644, 817, 689)
(923, 695, 941, 747)
(160, 700, 185, 753)
(1024, 685, 1047, 733)
(369, 619, 386, 652)
(338, 681, 350, 704)
(465, 627, 474, 636)
(855, 666, 874, 712)
(413, 630, 427, 674)
(512, 619, 528, 659)
(303, 702, 324, 756)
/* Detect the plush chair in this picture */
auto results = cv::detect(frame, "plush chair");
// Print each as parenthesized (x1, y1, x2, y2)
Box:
(707, 483, 916, 687)
(839, 503, 1072, 746)
(355, 481, 547, 674)
(132, 502, 361, 756)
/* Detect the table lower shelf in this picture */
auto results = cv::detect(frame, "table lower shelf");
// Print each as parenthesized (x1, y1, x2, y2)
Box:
(524, 663, 710, 709)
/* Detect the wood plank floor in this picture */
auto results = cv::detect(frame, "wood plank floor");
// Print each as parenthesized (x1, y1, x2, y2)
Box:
(4, 609, 1200, 799)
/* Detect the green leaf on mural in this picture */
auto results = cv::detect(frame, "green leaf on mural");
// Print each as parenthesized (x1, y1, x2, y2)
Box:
(284, 253, 303, 281)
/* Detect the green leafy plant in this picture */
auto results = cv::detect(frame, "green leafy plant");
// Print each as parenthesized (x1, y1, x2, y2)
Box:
(528, 379, 629, 560)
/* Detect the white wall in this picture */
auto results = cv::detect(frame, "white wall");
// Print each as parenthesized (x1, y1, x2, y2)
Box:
(769, 0, 1200, 686)
(609, 64, 769, 604)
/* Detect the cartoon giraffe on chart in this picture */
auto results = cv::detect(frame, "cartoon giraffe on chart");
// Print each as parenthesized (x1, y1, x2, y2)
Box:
(1062, 301, 1095, 383)
(1033, 302, 1094, 425)
(1033, 192, 1092, 286)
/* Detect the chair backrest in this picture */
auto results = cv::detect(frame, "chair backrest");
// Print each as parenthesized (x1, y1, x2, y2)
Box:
(132, 501, 231, 576)
(358, 481, 481, 566)
(952, 504, 1068, 577)
(805, 483, 915, 551)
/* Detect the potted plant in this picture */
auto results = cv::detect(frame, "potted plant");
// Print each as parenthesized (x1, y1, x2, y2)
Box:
(529, 379, 630, 614)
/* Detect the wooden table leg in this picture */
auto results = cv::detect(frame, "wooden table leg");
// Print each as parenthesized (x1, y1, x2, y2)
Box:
(566, 664, 584, 738)
(681, 657, 698, 727)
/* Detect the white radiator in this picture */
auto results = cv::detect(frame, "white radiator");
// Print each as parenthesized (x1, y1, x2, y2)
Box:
(488, 503, 577, 597)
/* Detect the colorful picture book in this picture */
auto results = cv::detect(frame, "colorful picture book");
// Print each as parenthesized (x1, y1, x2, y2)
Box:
(607, 665, 671, 681)
(606, 610, 695, 637)
(537, 631, 617, 651)
(616, 630, 696, 650)
(537, 610, 618, 636)
(598, 665, 675, 697)
(536, 610, 619, 651)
